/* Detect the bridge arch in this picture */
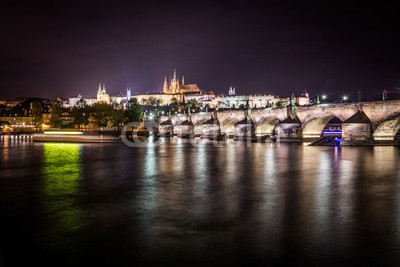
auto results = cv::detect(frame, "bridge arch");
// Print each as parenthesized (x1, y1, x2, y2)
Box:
(302, 112, 345, 139)
(254, 116, 279, 136)
(373, 113, 400, 141)
(170, 114, 189, 127)
(193, 116, 214, 136)
(220, 116, 241, 136)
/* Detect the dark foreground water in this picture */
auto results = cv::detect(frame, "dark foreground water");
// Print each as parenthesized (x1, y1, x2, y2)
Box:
(1, 139, 400, 266)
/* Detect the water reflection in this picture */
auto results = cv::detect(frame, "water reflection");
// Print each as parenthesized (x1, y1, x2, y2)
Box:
(1, 142, 400, 265)
(40, 143, 87, 251)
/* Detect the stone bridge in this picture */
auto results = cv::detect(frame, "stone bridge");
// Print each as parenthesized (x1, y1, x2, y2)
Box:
(156, 100, 400, 142)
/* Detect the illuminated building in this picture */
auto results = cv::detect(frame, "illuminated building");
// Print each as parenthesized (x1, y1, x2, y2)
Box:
(207, 88, 275, 108)
(132, 93, 184, 106)
(0, 111, 35, 131)
(296, 89, 311, 106)
(163, 69, 201, 95)
(67, 94, 96, 108)
(97, 83, 111, 104)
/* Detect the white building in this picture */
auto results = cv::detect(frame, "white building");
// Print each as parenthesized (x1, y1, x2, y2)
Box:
(184, 91, 216, 105)
(204, 88, 275, 109)
(66, 94, 96, 108)
(296, 89, 311, 106)
(210, 94, 275, 109)
(67, 84, 129, 108)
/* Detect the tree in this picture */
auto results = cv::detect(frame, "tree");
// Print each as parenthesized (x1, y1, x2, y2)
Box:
(71, 99, 90, 128)
(49, 105, 62, 128)
(31, 101, 42, 128)
(275, 101, 286, 108)
(186, 99, 201, 113)
(109, 104, 125, 128)
(91, 102, 113, 127)
(156, 98, 163, 106)
(126, 98, 143, 122)
(148, 96, 157, 106)
(169, 98, 179, 113)
(141, 98, 148, 105)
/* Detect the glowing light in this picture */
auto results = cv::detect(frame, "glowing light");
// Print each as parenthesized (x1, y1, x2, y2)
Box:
(343, 96, 348, 101)
(373, 136, 395, 141)
(322, 131, 342, 135)
(335, 138, 342, 145)
(303, 134, 321, 138)
(44, 131, 84, 135)
(322, 95, 327, 100)
(42, 143, 86, 242)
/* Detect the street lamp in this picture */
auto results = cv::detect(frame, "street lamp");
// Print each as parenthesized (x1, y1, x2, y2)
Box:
(322, 95, 327, 100)
(343, 96, 348, 101)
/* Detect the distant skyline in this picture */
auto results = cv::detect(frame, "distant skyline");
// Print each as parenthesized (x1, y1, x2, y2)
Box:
(1, 0, 399, 99)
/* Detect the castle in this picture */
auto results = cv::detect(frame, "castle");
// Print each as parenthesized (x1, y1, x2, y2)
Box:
(163, 69, 201, 95)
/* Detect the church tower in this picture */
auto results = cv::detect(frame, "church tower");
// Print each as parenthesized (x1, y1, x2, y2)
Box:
(126, 87, 132, 101)
(163, 76, 169, 94)
(97, 83, 103, 101)
(171, 68, 177, 94)
(97, 83, 110, 104)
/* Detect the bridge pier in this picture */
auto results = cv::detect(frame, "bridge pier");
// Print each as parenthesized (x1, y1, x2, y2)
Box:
(177, 120, 194, 138)
(233, 118, 255, 141)
(159, 120, 174, 136)
(341, 111, 374, 146)
(201, 117, 223, 139)
(276, 118, 303, 142)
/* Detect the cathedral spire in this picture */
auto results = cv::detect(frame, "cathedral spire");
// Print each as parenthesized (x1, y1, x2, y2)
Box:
(163, 76, 168, 94)
(182, 75, 184, 85)
(173, 68, 177, 82)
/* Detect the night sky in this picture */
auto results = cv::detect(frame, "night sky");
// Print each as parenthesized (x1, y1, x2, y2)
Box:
(1, 0, 399, 99)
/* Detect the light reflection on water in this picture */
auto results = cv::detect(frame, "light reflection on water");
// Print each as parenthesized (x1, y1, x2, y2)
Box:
(40, 143, 88, 252)
(1, 141, 400, 265)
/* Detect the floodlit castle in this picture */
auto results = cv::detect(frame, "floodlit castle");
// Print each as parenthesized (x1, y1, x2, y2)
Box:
(163, 69, 201, 95)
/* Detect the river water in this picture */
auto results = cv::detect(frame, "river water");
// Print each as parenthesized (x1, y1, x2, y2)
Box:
(1, 139, 400, 266)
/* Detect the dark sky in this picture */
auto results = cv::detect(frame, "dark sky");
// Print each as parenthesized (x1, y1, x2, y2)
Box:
(1, 0, 399, 99)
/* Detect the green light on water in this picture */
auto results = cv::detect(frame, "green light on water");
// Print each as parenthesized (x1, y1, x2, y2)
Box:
(41, 143, 87, 250)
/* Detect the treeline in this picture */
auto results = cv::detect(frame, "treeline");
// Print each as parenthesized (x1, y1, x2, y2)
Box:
(29, 98, 143, 129)
(71, 98, 143, 128)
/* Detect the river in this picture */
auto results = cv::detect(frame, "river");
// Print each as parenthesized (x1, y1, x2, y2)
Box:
(1, 139, 400, 265)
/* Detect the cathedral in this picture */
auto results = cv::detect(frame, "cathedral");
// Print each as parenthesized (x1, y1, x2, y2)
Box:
(163, 69, 201, 95)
